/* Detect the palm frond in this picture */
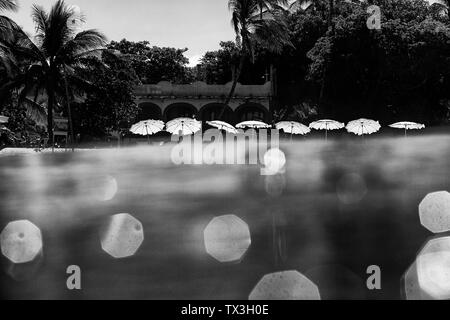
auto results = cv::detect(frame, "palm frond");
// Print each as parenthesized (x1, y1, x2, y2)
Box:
(252, 19, 293, 54)
(0, 0, 17, 12)
(21, 97, 48, 127)
(55, 29, 106, 63)
(36, 0, 74, 58)
(31, 4, 48, 41)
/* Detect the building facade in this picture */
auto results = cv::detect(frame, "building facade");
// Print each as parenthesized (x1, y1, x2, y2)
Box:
(134, 81, 272, 124)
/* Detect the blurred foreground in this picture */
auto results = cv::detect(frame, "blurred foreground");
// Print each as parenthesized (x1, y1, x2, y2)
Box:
(0, 135, 449, 299)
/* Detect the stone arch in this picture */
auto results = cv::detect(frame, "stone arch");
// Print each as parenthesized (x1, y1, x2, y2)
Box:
(199, 103, 235, 124)
(164, 103, 198, 121)
(136, 102, 162, 121)
(235, 102, 269, 123)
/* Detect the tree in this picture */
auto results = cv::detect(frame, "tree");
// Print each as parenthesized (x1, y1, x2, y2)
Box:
(256, 0, 289, 18)
(0, 0, 18, 83)
(302, 0, 450, 122)
(0, 0, 17, 33)
(219, 0, 292, 119)
(108, 39, 193, 84)
(197, 41, 240, 84)
(72, 52, 139, 140)
(0, 0, 107, 145)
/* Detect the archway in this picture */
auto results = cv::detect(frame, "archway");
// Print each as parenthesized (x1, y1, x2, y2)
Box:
(200, 103, 235, 124)
(235, 102, 269, 123)
(136, 102, 162, 121)
(164, 103, 198, 121)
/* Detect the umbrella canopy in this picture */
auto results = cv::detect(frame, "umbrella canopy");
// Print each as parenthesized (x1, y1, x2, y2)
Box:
(346, 118, 381, 136)
(0, 115, 9, 124)
(309, 119, 345, 131)
(389, 121, 425, 137)
(389, 121, 425, 130)
(236, 120, 271, 129)
(206, 120, 238, 134)
(275, 121, 310, 135)
(309, 119, 344, 140)
(130, 119, 164, 136)
(166, 117, 202, 136)
(130, 119, 165, 144)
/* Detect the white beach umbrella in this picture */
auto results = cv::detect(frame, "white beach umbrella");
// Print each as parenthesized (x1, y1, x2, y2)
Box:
(389, 121, 425, 137)
(346, 118, 381, 136)
(236, 120, 271, 129)
(166, 117, 202, 136)
(309, 119, 345, 140)
(130, 119, 164, 144)
(275, 121, 310, 140)
(206, 120, 238, 134)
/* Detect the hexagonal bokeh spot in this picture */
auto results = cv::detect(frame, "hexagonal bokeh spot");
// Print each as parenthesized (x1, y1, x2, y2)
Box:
(100, 213, 144, 259)
(0, 220, 43, 264)
(401, 261, 433, 300)
(97, 175, 118, 201)
(203, 214, 251, 263)
(416, 236, 450, 300)
(419, 191, 450, 233)
(249, 270, 321, 300)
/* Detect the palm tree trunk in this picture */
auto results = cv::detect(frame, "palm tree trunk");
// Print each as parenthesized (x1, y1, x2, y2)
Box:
(219, 54, 246, 120)
(63, 75, 75, 152)
(47, 83, 54, 146)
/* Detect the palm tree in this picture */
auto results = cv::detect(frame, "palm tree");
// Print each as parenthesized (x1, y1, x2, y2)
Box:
(0, 0, 106, 145)
(0, 0, 16, 10)
(219, 0, 292, 120)
(256, 0, 289, 18)
(0, 1, 18, 44)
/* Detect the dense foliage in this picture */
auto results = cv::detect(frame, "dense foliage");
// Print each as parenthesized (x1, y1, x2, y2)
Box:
(71, 52, 140, 140)
(197, 0, 450, 124)
(108, 39, 194, 84)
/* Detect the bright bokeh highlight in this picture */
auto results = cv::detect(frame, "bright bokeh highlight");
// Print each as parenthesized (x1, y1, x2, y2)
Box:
(0, 220, 43, 264)
(203, 214, 251, 263)
(417, 236, 450, 300)
(100, 213, 144, 259)
(249, 270, 321, 300)
(419, 191, 450, 233)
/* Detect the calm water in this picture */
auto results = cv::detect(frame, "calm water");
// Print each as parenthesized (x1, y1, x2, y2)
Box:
(0, 134, 449, 299)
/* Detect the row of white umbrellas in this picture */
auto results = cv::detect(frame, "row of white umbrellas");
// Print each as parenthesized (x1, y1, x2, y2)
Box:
(129, 118, 202, 143)
(129, 117, 426, 141)
(129, 118, 272, 141)
(278, 119, 425, 139)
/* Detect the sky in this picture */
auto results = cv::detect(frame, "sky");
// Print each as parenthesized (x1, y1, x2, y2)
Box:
(5, 0, 236, 66)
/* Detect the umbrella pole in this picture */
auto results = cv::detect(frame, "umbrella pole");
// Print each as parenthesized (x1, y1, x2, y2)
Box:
(290, 124, 293, 142)
(146, 126, 150, 145)
(325, 129, 327, 141)
(404, 127, 407, 138)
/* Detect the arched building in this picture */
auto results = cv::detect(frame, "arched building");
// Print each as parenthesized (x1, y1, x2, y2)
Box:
(134, 81, 272, 124)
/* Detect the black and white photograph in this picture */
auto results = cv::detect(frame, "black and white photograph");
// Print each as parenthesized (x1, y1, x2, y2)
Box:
(0, 0, 450, 305)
